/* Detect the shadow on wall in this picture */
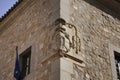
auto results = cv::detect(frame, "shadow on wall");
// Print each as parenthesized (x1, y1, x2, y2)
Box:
(84, 0, 120, 20)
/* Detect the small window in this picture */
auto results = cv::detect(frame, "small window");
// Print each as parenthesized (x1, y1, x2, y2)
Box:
(20, 47, 31, 79)
(114, 51, 120, 80)
(109, 44, 120, 80)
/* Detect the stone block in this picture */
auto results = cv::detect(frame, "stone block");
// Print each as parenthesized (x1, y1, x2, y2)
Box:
(60, 58, 73, 73)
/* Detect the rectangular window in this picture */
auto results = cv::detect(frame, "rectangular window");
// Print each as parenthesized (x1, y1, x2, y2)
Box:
(109, 44, 120, 80)
(114, 51, 120, 80)
(20, 47, 31, 79)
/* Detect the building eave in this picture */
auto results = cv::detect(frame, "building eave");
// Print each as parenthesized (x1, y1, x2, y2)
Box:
(0, 0, 23, 22)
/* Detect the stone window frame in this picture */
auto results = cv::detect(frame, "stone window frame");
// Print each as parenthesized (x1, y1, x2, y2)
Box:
(19, 46, 32, 79)
(109, 44, 120, 80)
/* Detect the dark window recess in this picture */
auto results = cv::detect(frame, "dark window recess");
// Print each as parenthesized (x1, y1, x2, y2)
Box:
(114, 51, 120, 80)
(20, 47, 31, 79)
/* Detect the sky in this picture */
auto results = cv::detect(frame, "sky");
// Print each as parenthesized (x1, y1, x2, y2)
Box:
(0, 0, 18, 18)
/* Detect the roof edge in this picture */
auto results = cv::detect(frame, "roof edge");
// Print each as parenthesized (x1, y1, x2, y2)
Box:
(0, 0, 23, 22)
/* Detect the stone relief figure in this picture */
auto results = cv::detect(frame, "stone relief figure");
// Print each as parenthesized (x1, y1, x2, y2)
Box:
(54, 19, 81, 54)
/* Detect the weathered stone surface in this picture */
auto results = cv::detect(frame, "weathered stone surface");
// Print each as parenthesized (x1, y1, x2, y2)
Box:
(0, 0, 120, 80)
(67, 0, 120, 80)
(0, 0, 60, 80)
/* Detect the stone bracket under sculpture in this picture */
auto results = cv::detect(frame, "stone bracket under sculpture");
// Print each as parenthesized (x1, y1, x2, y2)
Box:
(42, 18, 84, 66)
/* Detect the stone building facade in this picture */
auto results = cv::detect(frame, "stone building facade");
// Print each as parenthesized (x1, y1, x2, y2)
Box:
(0, 0, 120, 80)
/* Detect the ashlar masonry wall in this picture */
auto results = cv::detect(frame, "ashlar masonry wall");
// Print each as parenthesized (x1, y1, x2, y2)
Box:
(59, 0, 120, 80)
(0, 0, 61, 80)
(0, 0, 120, 80)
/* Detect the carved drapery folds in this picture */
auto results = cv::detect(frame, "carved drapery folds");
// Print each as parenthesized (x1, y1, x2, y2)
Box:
(54, 19, 81, 54)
